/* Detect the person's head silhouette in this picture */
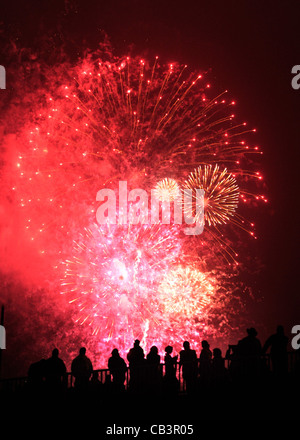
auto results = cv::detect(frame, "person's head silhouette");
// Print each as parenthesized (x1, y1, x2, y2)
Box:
(79, 347, 86, 356)
(52, 348, 59, 358)
(201, 340, 210, 349)
(277, 325, 284, 335)
(247, 328, 258, 337)
(111, 348, 119, 357)
(134, 339, 140, 348)
(165, 345, 173, 354)
(213, 348, 222, 358)
(183, 341, 190, 350)
(150, 346, 158, 354)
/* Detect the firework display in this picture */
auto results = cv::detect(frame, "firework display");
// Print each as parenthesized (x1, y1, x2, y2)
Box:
(0, 51, 264, 367)
(183, 164, 240, 227)
(153, 178, 181, 202)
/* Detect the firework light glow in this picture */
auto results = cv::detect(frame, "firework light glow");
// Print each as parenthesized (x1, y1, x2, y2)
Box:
(153, 178, 181, 202)
(0, 48, 265, 368)
(183, 164, 240, 227)
(158, 265, 217, 316)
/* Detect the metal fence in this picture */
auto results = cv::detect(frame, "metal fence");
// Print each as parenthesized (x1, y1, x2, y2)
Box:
(0, 351, 299, 395)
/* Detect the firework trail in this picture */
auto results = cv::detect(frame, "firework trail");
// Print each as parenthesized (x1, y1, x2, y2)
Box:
(0, 49, 265, 367)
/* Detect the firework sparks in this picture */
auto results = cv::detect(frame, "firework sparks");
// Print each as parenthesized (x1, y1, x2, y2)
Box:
(158, 265, 217, 317)
(61, 222, 182, 337)
(183, 164, 240, 227)
(0, 50, 264, 367)
(153, 178, 181, 202)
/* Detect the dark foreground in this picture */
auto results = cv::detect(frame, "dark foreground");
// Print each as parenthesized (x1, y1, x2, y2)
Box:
(0, 375, 299, 422)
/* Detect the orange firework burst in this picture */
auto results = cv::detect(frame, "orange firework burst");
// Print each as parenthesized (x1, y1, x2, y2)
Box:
(158, 265, 217, 318)
(153, 178, 181, 202)
(183, 164, 239, 227)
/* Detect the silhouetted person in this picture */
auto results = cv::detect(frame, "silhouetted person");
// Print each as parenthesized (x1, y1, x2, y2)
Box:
(179, 341, 197, 394)
(164, 346, 178, 379)
(147, 346, 160, 366)
(45, 348, 67, 393)
(211, 348, 227, 387)
(71, 347, 93, 391)
(199, 340, 212, 385)
(108, 349, 127, 391)
(263, 325, 288, 378)
(237, 328, 262, 380)
(127, 340, 145, 392)
(238, 328, 262, 356)
(163, 346, 179, 395)
(127, 339, 145, 365)
(146, 346, 161, 392)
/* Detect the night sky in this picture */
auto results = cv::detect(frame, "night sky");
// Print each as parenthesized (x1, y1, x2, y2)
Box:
(0, 0, 299, 369)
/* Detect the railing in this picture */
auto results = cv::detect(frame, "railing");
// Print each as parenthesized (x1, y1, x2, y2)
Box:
(0, 351, 299, 394)
(0, 361, 184, 394)
(0, 375, 28, 394)
(66, 361, 185, 392)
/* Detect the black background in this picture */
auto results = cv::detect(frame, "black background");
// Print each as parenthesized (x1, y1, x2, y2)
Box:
(1, 0, 299, 343)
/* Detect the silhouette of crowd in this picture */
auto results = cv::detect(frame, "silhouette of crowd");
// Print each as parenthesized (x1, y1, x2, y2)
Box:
(24, 325, 298, 401)
(0, 324, 298, 421)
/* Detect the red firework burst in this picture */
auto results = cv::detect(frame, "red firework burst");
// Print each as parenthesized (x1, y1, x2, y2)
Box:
(0, 50, 264, 366)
